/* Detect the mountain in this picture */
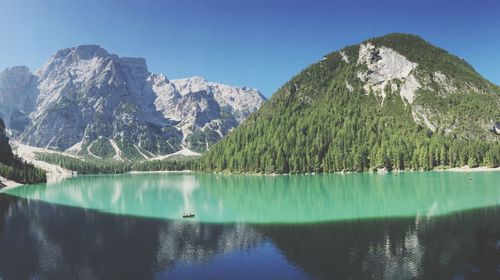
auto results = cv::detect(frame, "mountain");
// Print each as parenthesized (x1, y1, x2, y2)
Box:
(0, 66, 37, 132)
(199, 33, 500, 173)
(153, 75, 264, 152)
(0, 45, 265, 160)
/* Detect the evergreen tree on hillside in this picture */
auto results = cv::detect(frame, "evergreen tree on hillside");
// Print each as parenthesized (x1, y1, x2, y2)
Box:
(0, 118, 46, 185)
(198, 34, 500, 174)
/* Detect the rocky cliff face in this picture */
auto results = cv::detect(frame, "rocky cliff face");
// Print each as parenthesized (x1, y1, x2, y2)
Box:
(0, 66, 38, 133)
(356, 42, 420, 104)
(349, 35, 499, 138)
(0, 46, 265, 159)
(154, 76, 265, 151)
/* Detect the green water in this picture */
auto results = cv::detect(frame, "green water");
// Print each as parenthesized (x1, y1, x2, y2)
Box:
(3, 171, 500, 224)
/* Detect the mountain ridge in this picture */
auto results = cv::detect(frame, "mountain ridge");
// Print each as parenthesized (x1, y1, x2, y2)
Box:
(199, 33, 500, 173)
(0, 45, 266, 160)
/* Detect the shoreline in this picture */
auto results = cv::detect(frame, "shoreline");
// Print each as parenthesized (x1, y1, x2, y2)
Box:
(444, 166, 500, 172)
(203, 165, 500, 176)
(128, 170, 193, 174)
(0, 176, 22, 191)
(5, 166, 500, 180)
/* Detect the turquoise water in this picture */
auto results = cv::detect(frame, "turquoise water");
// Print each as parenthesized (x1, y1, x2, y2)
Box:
(2, 171, 500, 279)
(4, 171, 500, 224)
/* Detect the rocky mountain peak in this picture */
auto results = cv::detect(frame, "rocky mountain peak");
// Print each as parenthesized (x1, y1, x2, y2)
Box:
(53, 45, 112, 60)
(0, 66, 36, 97)
(153, 76, 266, 151)
(169, 77, 266, 120)
(172, 76, 210, 96)
(0, 65, 32, 78)
(0, 45, 266, 159)
(0, 66, 38, 130)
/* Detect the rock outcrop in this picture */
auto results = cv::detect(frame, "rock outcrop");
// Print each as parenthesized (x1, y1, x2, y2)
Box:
(0, 66, 38, 133)
(356, 42, 420, 104)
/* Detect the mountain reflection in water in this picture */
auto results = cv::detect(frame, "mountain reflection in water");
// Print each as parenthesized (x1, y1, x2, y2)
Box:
(1, 193, 500, 279)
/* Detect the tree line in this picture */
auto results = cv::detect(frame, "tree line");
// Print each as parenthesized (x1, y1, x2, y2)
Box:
(0, 155, 46, 184)
(36, 153, 197, 174)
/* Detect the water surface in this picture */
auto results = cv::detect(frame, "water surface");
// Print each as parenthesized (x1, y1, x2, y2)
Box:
(4, 172, 500, 223)
(1, 172, 500, 279)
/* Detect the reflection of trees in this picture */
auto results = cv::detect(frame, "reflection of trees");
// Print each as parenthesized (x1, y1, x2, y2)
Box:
(464, 224, 500, 279)
(2, 194, 500, 280)
(0, 197, 263, 280)
(259, 207, 500, 280)
(260, 219, 425, 279)
(0, 194, 13, 239)
(154, 222, 262, 269)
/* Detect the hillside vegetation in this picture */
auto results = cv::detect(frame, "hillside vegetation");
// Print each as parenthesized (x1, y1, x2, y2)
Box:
(35, 153, 197, 174)
(0, 119, 46, 184)
(198, 34, 500, 173)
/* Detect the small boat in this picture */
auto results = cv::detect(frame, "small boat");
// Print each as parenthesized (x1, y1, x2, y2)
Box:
(183, 213, 195, 218)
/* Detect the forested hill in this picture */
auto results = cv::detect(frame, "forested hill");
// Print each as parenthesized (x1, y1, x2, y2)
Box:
(0, 119, 46, 185)
(199, 33, 500, 173)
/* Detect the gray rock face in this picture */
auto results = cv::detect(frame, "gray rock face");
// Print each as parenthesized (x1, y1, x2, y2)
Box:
(353, 38, 498, 138)
(0, 66, 38, 133)
(0, 45, 266, 159)
(357, 42, 420, 104)
(153, 76, 266, 151)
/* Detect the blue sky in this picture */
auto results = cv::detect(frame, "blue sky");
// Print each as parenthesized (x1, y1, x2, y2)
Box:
(0, 0, 499, 97)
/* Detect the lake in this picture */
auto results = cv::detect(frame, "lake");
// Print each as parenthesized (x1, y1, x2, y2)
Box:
(1, 172, 500, 279)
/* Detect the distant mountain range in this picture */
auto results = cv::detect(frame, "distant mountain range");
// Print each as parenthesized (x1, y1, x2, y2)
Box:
(0, 45, 266, 160)
(200, 33, 500, 173)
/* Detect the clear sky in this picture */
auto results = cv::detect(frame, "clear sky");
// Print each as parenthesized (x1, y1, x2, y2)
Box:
(0, 0, 499, 97)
